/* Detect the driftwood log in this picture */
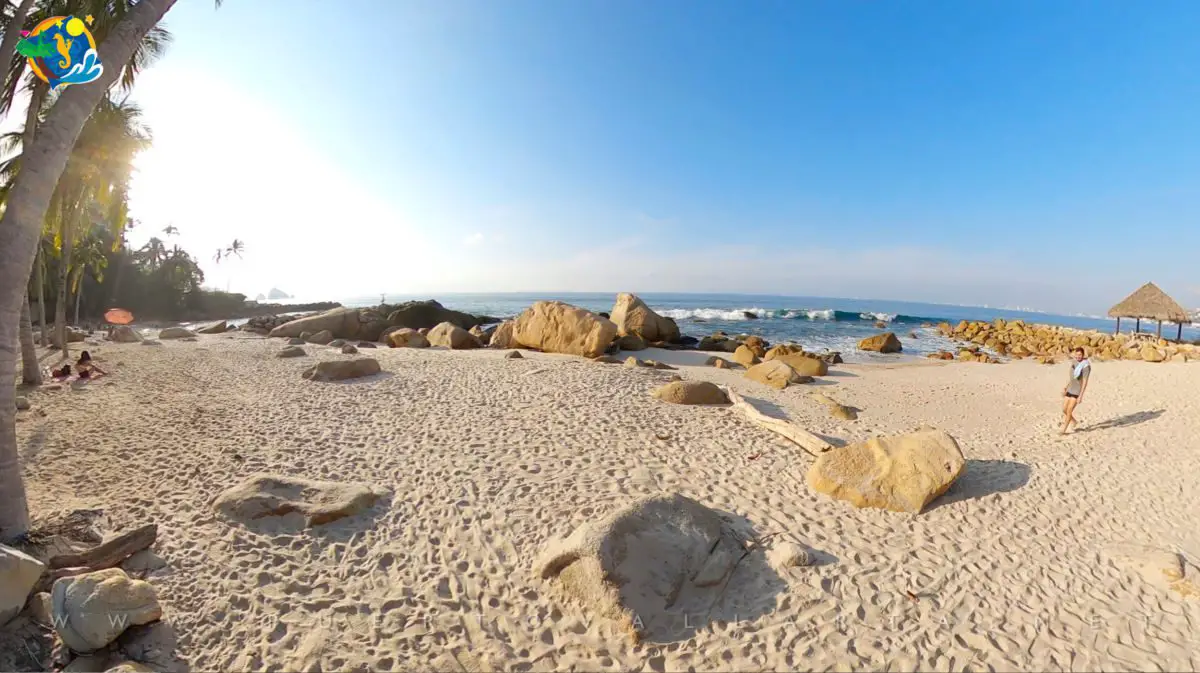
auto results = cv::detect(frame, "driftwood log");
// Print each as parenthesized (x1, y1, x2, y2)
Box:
(47, 523, 158, 571)
(724, 387, 833, 458)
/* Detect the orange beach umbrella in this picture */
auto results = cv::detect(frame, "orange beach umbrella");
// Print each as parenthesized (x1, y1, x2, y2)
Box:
(104, 308, 134, 325)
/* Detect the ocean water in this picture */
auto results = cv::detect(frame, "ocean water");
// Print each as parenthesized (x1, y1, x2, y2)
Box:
(284, 292, 1198, 363)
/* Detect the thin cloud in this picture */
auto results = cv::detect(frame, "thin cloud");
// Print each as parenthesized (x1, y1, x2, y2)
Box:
(464, 232, 485, 246)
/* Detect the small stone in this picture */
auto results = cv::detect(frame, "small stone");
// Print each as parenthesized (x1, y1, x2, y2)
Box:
(505, 351, 523, 359)
(15, 396, 30, 411)
(278, 346, 307, 358)
(356, 341, 377, 348)
(340, 344, 358, 355)
(287, 337, 305, 345)
(302, 358, 382, 381)
(767, 540, 812, 570)
(329, 339, 347, 348)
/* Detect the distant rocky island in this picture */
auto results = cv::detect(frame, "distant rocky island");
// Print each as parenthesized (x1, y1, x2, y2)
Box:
(255, 288, 292, 302)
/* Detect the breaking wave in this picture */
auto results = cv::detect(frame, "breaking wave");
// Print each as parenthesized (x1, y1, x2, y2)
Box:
(658, 307, 939, 324)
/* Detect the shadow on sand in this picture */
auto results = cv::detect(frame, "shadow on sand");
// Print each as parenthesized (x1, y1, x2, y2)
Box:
(1078, 409, 1165, 433)
(926, 459, 1032, 511)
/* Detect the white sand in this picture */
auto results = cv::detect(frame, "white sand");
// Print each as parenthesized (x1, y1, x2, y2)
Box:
(14, 335, 1200, 671)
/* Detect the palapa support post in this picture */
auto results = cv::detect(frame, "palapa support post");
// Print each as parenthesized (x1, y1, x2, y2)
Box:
(1178, 323, 1184, 343)
(1115, 317, 1120, 335)
(1136, 318, 1141, 334)
(1157, 320, 1163, 339)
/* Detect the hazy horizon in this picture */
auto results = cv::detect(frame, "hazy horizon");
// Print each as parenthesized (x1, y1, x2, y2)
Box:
(112, 1, 1200, 316)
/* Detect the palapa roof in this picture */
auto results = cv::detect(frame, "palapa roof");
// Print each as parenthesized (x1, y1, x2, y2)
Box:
(1107, 282, 1191, 323)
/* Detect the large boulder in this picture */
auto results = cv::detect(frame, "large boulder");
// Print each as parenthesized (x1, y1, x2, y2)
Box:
(807, 428, 965, 513)
(386, 328, 429, 348)
(427, 321, 480, 349)
(488, 320, 517, 349)
(771, 353, 829, 377)
(616, 334, 647, 351)
(1, 544, 45, 625)
(269, 307, 363, 340)
(212, 473, 387, 528)
(51, 568, 162, 652)
(651, 381, 730, 405)
(386, 300, 485, 330)
(1140, 345, 1165, 363)
(744, 360, 807, 390)
(301, 358, 382, 381)
(197, 321, 228, 334)
(107, 326, 142, 343)
(537, 494, 750, 641)
(609, 293, 680, 343)
(513, 301, 617, 358)
(47, 328, 87, 348)
(157, 327, 196, 340)
(857, 332, 902, 353)
(732, 344, 759, 367)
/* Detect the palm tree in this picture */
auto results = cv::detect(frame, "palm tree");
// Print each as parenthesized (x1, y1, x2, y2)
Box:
(40, 96, 151, 355)
(70, 226, 109, 324)
(0, 0, 191, 542)
(138, 236, 167, 269)
(2, 0, 174, 358)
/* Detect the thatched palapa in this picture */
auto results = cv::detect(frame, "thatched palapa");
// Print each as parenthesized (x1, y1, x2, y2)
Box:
(1108, 282, 1191, 340)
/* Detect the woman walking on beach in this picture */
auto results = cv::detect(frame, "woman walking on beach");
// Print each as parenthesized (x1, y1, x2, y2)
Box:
(1061, 347, 1090, 434)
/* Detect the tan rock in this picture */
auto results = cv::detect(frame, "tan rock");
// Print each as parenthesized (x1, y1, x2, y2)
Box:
(277, 346, 306, 358)
(771, 353, 829, 377)
(807, 428, 965, 513)
(269, 307, 362, 340)
(732, 344, 759, 367)
(158, 327, 196, 340)
(741, 336, 767, 358)
(105, 662, 156, 673)
(857, 332, 902, 353)
(763, 344, 804, 361)
(505, 350, 523, 359)
(592, 355, 622, 364)
(489, 320, 517, 349)
(704, 356, 735, 369)
(745, 360, 807, 390)
(386, 327, 429, 348)
(767, 540, 812, 570)
(513, 301, 617, 358)
(428, 321, 480, 349)
(651, 381, 730, 405)
(609, 293, 680, 343)
(107, 326, 142, 343)
(616, 334, 647, 351)
(301, 358, 382, 381)
(212, 473, 387, 527)
(197, 320, 228, 334)
(51, 568, 162, 652)
(306, 329, 334, 345)
(1140, 344, 1165, 363)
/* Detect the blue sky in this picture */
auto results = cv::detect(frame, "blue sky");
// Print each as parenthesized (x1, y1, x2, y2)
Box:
(125, 0, 1200, 313)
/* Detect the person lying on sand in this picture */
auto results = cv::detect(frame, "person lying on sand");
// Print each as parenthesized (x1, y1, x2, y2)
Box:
(1060, 346, 1090, 434)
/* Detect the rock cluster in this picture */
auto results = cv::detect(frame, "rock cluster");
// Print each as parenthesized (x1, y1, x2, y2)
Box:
(940, 319, 1198, 363)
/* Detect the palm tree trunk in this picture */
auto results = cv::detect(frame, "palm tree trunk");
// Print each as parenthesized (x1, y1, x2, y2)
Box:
(0, 0, 37, 83)
(24, 83, 48, 348)
(55, 216, 75, 356)
(19, 298, 41, 386)
(0, 0, 182, 542)
(35, 245, 48, 347)
(73, 269, 83, 326)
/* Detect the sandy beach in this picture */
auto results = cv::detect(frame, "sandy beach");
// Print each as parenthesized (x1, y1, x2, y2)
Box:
(10, 332, 1200, 671)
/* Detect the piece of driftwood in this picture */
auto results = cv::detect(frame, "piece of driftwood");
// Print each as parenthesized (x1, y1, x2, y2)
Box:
(47, 523, 157, 570)
(724, 387, 833, 458)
